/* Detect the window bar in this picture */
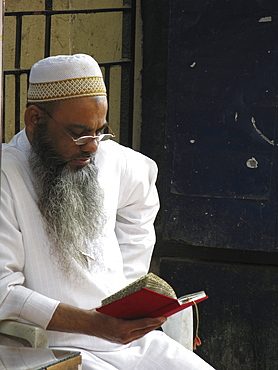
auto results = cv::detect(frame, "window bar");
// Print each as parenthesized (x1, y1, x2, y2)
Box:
(5, 7, 133, 18)
(15, 15, 23, 133)
(2, 74, 6, 142)
(44, 0, 52, 57)
(104, 65, 111, 126)
(15, 15, 22, 69)
(120, 0, 136, 147)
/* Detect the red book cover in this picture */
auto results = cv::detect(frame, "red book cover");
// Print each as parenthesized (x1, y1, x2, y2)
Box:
(96, 288, 208, 319)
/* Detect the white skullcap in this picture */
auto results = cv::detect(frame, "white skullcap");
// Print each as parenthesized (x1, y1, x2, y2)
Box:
(27, 54, 107, 103)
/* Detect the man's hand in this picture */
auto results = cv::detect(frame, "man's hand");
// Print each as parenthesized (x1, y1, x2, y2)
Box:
(88, 309, 166, 344)
(47, 303, 167, 344)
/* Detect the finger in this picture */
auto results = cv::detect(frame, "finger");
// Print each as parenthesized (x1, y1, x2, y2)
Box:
(128, 316, 167, 331)
(122, 324, 164, 344)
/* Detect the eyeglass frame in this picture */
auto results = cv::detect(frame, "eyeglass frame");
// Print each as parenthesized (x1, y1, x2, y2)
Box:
(38, 106, 115, 146)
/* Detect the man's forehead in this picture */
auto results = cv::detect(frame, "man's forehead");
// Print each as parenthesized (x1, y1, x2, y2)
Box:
(54, 95, 108, 112)
(51, 97, 108, 130)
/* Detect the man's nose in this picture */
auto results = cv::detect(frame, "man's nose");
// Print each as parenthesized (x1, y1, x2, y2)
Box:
(80, 138, 99, 153)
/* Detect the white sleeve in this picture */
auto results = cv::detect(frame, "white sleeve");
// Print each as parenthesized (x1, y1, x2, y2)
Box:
(0, 171, 59, 329)
(115, 148, 160, 283)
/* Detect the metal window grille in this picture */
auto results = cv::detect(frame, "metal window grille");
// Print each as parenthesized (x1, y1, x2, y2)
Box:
(3, 0, 136, 147)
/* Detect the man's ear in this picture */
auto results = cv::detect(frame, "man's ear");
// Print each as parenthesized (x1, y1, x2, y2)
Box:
(24, 105, 42, 142)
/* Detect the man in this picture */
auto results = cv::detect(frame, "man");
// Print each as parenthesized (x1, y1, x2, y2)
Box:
(0, 54, 214, 369)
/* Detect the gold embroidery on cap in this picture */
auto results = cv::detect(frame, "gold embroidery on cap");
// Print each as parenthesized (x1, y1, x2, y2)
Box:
(28, 76, 106, 102)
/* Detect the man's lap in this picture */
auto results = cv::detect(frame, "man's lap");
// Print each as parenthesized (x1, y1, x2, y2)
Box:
(55, 331, 214, 370)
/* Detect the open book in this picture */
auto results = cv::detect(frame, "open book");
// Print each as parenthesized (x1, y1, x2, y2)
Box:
(96, 273, 208, 319)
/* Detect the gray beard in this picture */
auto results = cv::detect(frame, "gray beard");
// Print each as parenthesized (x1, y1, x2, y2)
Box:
(28, 120, 106, 275)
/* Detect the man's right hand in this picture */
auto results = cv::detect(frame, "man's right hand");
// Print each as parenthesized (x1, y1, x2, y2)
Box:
(88, 309, 166, 344)
(47, 303, 167, 344)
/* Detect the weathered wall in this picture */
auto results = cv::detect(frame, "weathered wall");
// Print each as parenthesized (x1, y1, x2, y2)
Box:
(141, 1, 278, 369)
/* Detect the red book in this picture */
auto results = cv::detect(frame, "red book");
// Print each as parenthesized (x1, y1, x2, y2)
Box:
(96, 274, 208, 319)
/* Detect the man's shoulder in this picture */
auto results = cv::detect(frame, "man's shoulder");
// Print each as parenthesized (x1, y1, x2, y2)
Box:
(98, 140, 157, 168)
(2, 130, 30, 173)
(97, 140, 158, 185)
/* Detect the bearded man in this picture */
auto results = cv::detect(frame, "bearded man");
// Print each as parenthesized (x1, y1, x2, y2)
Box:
(0, 54, 214, 369)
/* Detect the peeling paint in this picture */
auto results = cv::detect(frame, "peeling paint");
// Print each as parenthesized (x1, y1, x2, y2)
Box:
(251, 117, 275, 145)
(246, 157, 258, 169)
(190, 62, 196, 67)
(259, 16, 272, 23)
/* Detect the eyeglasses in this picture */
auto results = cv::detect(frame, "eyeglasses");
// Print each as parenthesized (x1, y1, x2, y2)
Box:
(39, 107, 115, 146)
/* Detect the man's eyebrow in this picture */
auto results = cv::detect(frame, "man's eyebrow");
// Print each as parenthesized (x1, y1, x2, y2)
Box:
(67, 122, 108, 132)
(97, 122, 109, 131)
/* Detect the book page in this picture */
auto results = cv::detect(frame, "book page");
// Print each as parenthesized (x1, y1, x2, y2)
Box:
(101, 273, 176, 306)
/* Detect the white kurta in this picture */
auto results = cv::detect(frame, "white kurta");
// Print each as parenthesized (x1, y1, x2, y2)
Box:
(0, 130, 214, 369)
